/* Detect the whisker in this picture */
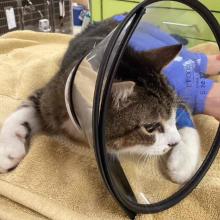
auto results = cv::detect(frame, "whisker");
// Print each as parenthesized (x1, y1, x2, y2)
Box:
(137, 152, 146, 167)
(143, 154, 150, 164)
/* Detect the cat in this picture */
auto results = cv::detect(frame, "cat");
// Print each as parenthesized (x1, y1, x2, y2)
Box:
(106, 46, 200, 183)
(0, 17, 200, 184)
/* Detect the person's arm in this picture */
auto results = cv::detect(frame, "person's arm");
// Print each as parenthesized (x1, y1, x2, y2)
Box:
(114, 14, 220, 118)
(204, 82, 220, 121)
(206, 54, 220, 75)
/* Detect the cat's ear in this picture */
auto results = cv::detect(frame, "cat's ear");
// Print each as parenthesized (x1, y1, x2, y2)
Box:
(141, 44, 182, 72)
(111, 81, 135, 109)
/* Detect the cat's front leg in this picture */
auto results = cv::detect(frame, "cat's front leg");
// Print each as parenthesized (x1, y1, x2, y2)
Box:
(0, 98, 41, 173)
(166, 127, 200, 184)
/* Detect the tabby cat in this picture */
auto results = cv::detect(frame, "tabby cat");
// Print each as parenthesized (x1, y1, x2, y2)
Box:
(0, 17, 200, 184)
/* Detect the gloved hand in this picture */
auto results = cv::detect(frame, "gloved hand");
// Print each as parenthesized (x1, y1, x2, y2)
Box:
(113, 15, 214, 114)
(176, 106, 195, 129)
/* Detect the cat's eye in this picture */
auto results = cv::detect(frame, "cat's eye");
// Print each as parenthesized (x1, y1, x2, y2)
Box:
(144, 123, 160, 133)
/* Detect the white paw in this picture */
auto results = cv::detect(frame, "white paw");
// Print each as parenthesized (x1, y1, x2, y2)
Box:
(0, 105, 40, 173)
(0, 124, 27, 173)
(167, 127, 200, 184)
(167, 142, 195, 184)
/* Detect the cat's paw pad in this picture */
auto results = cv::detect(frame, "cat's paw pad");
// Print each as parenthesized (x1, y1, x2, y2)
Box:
(0, 126, 27, 173)
(167, 142, 198, 184)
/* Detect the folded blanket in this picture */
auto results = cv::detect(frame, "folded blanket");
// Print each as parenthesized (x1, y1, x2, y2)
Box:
(0, 31, 219, 220)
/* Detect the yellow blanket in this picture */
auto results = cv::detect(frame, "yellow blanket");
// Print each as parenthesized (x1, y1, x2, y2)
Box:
(0, 31, 219, 220)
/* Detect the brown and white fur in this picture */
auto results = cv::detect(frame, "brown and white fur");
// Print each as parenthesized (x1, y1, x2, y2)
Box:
(0, 18, 200, 184)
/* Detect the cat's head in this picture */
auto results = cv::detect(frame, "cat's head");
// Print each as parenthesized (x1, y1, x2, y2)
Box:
(106, 45, 182, 155)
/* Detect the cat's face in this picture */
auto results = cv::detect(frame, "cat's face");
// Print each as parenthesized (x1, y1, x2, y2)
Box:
(106, 81, 180, 155)
(105, 45, 182, 156)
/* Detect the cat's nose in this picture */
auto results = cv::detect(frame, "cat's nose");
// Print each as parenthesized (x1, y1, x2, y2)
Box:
(168, 142, 179, 148)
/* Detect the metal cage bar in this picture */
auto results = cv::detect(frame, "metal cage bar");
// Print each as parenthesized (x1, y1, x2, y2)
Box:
(0, 0, 72, 36)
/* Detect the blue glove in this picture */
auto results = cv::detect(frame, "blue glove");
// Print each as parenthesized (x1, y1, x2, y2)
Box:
(176, 107, 195, 129)
(113, 15, 214, 114)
